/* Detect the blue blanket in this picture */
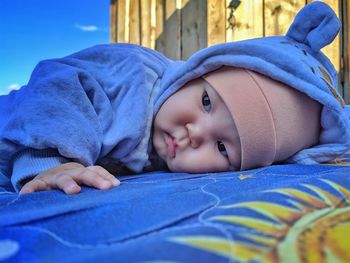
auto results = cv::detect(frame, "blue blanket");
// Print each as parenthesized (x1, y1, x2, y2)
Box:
(1, 154, 350, 262)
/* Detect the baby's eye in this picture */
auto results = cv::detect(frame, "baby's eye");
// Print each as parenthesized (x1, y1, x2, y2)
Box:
(217, 141, 228, 157)
(202, 91, 211, 112)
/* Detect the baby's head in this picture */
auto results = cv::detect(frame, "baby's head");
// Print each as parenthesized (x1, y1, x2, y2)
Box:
(152, 68, 241, 173)
(152, 66, 321, 173)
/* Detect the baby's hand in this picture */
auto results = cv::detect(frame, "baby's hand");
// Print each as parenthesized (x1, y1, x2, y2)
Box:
(19, 162, 120, 195)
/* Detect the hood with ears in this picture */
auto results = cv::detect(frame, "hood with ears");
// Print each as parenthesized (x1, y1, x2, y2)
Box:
(158, 1, 350, 167)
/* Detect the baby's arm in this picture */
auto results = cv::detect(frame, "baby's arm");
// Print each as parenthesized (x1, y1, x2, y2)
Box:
(19, 162, 120, 195)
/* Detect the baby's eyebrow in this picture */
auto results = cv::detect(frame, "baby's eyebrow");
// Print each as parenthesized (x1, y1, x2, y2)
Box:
(201, 77, 215, 92)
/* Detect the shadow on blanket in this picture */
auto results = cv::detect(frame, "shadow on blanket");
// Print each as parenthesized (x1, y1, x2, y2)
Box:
(1, 155, 350, 262)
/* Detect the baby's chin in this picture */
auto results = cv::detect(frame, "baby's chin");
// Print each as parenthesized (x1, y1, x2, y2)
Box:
(163, 160, 186, 173)
(167, 158, 239, 173)
(154, 150, 235, 173)
(166, 161, 220, 174)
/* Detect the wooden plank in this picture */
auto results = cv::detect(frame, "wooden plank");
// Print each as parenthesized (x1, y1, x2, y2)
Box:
(110, 0, 118, 42)
(226, 0, 264, 42)
(141, 0, 152, 47)
(208, 0, 226, 46)
(181, 0, 207, 59)
(150, 0, 157, 49)
(117, 0, 127, 42)
(155, 0, 165, 40)
(264, 0, 305, 36)
(161, 0, 181, 59)
(155, 0, 165, 53)
(126, 0, 131, 42)
(129, 0, 141, 44)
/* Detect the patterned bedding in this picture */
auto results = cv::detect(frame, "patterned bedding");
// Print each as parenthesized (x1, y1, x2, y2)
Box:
(1, 154, 350, 262)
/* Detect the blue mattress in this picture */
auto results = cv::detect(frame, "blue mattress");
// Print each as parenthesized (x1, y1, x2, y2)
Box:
(1, 154, 350, 262)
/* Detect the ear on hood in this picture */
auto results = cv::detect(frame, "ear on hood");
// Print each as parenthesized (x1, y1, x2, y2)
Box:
(286, 1, 340, 51)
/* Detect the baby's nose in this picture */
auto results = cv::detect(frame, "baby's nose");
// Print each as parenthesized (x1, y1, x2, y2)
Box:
(185, 123, 206, 148)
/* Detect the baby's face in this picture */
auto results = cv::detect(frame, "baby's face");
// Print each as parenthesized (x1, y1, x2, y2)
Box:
(153, 78, 241, 173)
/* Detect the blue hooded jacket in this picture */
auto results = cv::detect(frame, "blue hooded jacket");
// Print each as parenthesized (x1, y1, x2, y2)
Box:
(1, 1, 349, 191)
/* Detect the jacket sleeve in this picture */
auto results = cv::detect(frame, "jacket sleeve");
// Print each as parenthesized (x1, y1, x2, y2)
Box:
(0, 53, 109, 191)
(0, 43, 170, 192)
(11, 149, 71, 191)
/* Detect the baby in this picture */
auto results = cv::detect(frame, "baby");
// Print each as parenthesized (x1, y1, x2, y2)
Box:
(0, 1, 349, 194)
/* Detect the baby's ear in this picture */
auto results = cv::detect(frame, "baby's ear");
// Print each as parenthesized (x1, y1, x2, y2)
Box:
(286, 1, 340, 52)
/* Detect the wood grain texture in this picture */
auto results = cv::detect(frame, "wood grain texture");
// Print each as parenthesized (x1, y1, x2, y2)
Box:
(155, 0, 166, 54)
(129, 0, 141, 44)
(150, 0, 157, 49)
(162, 0, 181, 59)
(141, 0, 152, 47)
(208, 0, 226, 46)
(226, 0, 264, 42)
(181, 0, 207, 59)
(117, 0, 127, 42)
(264, 0, 305, 36)
(110, 0, 118, 42)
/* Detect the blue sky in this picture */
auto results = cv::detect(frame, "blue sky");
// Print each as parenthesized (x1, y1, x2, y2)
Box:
(0, 0, 110, 95)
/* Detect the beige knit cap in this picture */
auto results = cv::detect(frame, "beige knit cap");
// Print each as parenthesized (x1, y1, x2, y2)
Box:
(202, 66, 322, 170)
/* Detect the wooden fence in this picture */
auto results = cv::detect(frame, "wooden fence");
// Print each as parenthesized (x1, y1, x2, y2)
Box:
(110, 0, 349, 103)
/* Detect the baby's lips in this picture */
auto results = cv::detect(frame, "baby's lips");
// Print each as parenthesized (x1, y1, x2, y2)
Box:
(165, 134, 176, 159)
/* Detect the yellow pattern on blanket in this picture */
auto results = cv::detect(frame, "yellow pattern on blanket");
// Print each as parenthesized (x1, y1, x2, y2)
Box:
(169, 179, 350, 262)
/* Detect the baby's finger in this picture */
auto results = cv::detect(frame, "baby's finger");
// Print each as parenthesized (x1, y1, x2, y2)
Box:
(87, 166, 120, 186)
(19, 178, 50, 194)
(73, 169, 113, 190)
(54, 175, 81, 194)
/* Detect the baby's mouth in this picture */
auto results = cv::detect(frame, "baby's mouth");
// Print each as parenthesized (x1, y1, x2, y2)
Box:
(165, 133, 176, 159)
